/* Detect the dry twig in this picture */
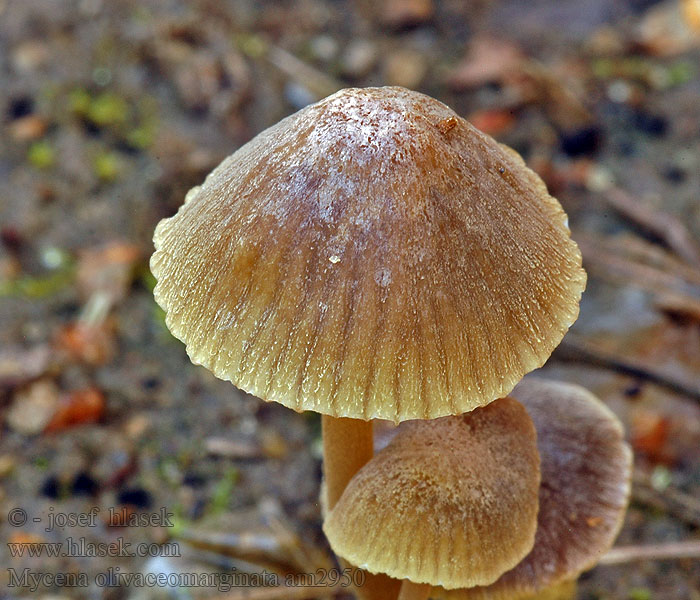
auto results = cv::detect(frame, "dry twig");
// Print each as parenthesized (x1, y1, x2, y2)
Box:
(575, 232, 700, 322)
(575, 233, 700, 297)
(555, 334, 700, 402)
(600, 540, 700, 565)
(266, 45, 342, 100)
(602, 187, 700, 267)
(632, 469, 700, 529)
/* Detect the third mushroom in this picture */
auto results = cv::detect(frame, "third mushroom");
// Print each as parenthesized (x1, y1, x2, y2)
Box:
(326, 378, 632, 599)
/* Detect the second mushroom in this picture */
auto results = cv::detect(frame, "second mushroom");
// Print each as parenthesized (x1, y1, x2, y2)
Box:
(326, 378, 632, 600)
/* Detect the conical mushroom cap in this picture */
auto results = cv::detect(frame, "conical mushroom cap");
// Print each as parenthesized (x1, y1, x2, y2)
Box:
(151, 86, 586, 421)
(323, 397, 541, 589)
(435, 379, 632, 600)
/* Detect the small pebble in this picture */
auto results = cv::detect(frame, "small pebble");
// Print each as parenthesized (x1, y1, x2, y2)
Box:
(633, 110, 668, 137)
(124, 414, 151, 439)
(183, 472, 206, 488)
(559, 126, 602, 157)
(586, 164, 615, 193)
(383, 48, 428, 89)
(7, 380, 60, 435)
(309, 35, 338, 63)
(117, 487, 153, 509)
(662, 165, 686, 183)
(381, 0, 434, 29)
(71, 471, 100, 496)
(9, 114, 48, 141)
(607, 79, 632, 103)
(40, 475, 62, 499)
(6, 96, 34, 119)
(0, 455, 16, 478)
(341, 40, 379, 79)
(284, 82, 316, 110)
(260, 430, 289, 459)
(11, 40, 50, 72)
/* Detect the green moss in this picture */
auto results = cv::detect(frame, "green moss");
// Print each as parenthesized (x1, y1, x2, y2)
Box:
(168, 509, 186, 538)
(33, 456, 50, 470)
(668, 60, 696, 86)
(152, 303, 166, 323)
(209, 467, 239, 514)
(27, 140, 55, 169)
(140, 267, 157, 292)
(1, 248, 74, 298)
(68, 88, 92, 116)
(93, 152, 122, 181)
(235, 33, 267, 58)
(592, 58, 614, 79)
(88, 92, 129, 127)
(0, 268, 74, 299)
(126, 125, 155, 149)
(94, 151, 122, 181)
(592, 57, 697, 89)
(629, 587, 652, 600)
(131, 5, 153, 22)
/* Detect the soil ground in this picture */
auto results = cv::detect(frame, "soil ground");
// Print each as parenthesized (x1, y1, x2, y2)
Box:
(1, 1, 699, 599)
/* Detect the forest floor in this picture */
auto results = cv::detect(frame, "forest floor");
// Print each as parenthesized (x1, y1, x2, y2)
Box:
(1, 1, 700, 598)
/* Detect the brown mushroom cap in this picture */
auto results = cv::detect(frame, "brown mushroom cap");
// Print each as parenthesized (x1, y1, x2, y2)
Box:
(323, 397, 541, 589)
(434, 379, 632, 600)
(151, 86, 585, 421)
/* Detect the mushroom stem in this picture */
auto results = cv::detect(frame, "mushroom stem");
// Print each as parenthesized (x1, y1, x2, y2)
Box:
(322, 415, 373, 509)
(322, 416, 390, 599)
(397, 581, 431, 600)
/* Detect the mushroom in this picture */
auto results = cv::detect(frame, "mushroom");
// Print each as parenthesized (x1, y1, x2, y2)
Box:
(323, 397, 542, 598)
(431, 378, 632, 600)
(150, 86, 585, 587)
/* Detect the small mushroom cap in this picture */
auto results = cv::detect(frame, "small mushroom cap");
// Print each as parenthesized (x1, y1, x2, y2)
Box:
(151, 86, 585, 421)
(323, 397, 541, 589)
(434, 379, 632, 600)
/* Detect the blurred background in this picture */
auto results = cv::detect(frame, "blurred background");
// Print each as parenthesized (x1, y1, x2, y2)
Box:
(1, 0, 699, 598)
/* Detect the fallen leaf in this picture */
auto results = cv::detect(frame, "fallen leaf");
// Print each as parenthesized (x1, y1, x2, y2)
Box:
(0, 345, 51, 387)
(683, 0, 700, 30)
(631, 408, 672, 463)
(54, 318, 116, 366)
(381, 0, 434, 29)
(44, 388, 105, 433)
(7, 380, 60, 435)
(76, 241, 141, 303)
(9, 115, 48, 141)
(448, 35, 523, 90)
(467, 109, 516, 136)
(636, 0, 700, 56)
(8, 532, 46, 545)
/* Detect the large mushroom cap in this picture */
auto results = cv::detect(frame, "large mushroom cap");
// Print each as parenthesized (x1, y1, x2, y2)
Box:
(322, 397, 541, 589)
(435, 379, 632, 599)
(151, 86, 585, 421)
